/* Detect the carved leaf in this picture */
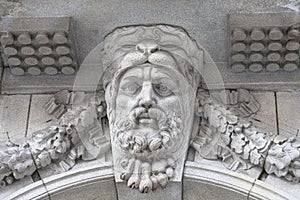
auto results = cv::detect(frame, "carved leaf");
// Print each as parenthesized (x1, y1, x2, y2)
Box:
(230, 133, 246, 154)
(266, 144, 291, 170)
(249, 149, 261, 166)
(284, 143, 300, 161)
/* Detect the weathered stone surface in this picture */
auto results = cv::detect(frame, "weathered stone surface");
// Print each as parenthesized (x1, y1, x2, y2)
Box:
(0, 95, 30, 142)
(43, 163, 116, 200)
(37, 158, 107, 181)
(184, 179, 248, 200)
(27, 95, 57, 135)
(49, 180, 116, 200)
(250, 92, 277, 137)
(0, 176, 35, 200)
(1, 68, 75, 94)
(193, 156, 263, 180)
(249, 175, 300, 200)
(116, 182, 181, 200)
(277, 92, 300, 138)
(184, 161, 254, 200)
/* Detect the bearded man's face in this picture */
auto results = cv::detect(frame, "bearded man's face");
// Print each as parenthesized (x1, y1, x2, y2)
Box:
(113, 64, 184, 158)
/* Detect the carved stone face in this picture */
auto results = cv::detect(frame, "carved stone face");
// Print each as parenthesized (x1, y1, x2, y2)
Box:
(113, 63, 184, 159)
(107, 61, 196, 191)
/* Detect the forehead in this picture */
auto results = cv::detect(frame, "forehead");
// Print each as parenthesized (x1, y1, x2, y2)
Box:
(120, 64, 176, 80)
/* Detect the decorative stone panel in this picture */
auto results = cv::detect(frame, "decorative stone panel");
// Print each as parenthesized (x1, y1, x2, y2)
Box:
(0, 17, 78, 76)
(229, 12, 300, 73)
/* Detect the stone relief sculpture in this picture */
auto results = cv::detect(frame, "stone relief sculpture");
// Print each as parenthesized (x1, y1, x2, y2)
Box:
(1, 24, 300, 193)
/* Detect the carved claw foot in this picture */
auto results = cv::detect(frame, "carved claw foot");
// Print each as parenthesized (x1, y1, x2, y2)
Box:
(139, 162, 153, 193)
(120, 157, 135, 181)
(127, 159, 141, 189)
(120, 157, 176, 192)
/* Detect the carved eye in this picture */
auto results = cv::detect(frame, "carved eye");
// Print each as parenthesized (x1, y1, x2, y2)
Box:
(121, 82, 141, 95)
(153, 83, 173, 97)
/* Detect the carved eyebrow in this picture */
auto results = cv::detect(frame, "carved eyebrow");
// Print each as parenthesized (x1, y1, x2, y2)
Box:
(152, 77, 173, 83)
(151, 70, 175, 82)
(121, 68, 143, 80)
(120, 76, 142, 84)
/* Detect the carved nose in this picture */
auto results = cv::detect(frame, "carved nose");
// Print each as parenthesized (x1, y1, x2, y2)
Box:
(139, 97, 154, 109)
(138, 83, 156, 109)
(136, 41, 159, 55)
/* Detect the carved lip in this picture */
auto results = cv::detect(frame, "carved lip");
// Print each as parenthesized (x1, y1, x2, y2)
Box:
(139, 118, 155, 124)
(138, 112, 158, 128)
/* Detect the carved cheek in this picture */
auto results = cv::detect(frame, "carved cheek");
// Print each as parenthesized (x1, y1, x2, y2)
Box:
(158, 96, 182, 114)
(116, 93, 135, 113)
(116, 94, 130, 110)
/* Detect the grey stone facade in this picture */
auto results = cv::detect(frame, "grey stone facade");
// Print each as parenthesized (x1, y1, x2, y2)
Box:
(0, 1, 300, 200)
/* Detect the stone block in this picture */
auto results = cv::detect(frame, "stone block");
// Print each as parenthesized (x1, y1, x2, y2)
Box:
(36, 159, 108, 181)
(250, 176, 299, 200)
(193, 155, 263, 180)
(27, 94, 57, 135)
(277, 92, 300, 138)
(42, 163, 116, 200)
(48, 180, 116, 200)
(116, 181, 181, 200)
(183, 179, 248, 200)
(0, 95, 30, 142)
(183, 161, 254, 200)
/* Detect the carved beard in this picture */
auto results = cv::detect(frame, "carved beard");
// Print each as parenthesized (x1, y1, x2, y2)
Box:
(113, 106, 181, 157)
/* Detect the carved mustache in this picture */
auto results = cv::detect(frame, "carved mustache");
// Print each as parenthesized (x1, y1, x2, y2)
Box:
(128, 107, 168, 130)
(120, 50, 178, 69)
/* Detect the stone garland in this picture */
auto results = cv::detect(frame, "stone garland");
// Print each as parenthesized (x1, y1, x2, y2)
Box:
(0, 90, 110, 188)
(193, 89, 300, 182)
(1, 88, 300, 190)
